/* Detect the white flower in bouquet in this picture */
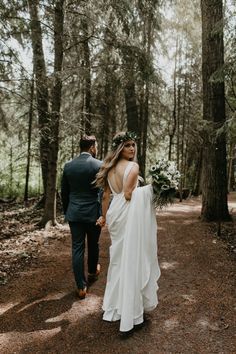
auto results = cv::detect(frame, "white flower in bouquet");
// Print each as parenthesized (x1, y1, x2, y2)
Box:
(161, 184, 169, 190)
(150, 165, 157, 172)
(175, 171, 181, 178)
(171, 181, 178, 189)
(167, 165, 176, 174)
(148, 159, 181, 208)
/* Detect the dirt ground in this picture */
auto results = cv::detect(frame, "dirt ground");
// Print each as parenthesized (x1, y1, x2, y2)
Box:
(0, 195, 235, 354)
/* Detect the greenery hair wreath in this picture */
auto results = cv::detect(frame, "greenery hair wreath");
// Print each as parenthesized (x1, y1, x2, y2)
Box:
(111, 131, 137, 150)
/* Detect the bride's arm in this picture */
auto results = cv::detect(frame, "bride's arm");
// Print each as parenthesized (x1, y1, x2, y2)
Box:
(124, 163, 139, 201)
(96, 184, 111, 227)
(102, 184, 111, 219)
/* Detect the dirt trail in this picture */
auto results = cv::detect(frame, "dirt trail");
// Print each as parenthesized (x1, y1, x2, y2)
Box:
(0, 196, 235, 354)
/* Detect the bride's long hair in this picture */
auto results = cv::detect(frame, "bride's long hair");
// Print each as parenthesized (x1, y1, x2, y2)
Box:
(95, 132, 137, 188)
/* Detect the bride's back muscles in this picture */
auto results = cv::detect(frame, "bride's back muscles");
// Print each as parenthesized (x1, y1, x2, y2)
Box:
(108, 161, 129, 194)
(108, 161, 139, 198)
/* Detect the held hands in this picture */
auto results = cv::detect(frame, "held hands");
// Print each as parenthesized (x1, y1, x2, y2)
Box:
(96, 216, 106, 227)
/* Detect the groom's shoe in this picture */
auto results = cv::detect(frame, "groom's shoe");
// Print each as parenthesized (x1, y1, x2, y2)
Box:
(88, 264, 101, 283)
(76, 287, 87, 299)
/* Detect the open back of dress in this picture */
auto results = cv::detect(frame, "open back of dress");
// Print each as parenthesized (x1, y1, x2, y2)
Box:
(103, 162, 161, 332)
(107, 161, 135, 195)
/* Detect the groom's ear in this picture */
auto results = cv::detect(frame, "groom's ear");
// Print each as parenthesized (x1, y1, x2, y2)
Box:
(89, 143, 97, 156)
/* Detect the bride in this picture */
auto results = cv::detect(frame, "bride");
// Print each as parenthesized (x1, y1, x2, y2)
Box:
(95, 132, 160, 335)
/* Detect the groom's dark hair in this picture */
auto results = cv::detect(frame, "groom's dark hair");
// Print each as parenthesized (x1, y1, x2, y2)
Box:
(80, 135, 96, 151)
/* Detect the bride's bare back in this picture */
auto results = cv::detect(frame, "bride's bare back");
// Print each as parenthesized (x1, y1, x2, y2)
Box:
(108, 160, 139, 199)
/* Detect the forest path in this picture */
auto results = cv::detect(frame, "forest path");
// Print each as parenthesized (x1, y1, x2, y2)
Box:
(0, 196, 235, 354)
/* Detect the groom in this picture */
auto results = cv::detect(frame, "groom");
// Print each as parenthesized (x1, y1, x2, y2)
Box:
(61, 135, 102, 299)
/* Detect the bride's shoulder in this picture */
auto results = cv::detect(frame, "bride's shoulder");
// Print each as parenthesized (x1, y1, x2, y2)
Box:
(130, 161, 139, 170)
(128, 161, 139, 176)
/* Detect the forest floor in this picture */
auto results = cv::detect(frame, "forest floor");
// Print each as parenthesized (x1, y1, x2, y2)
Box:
(0, 194, 236, 354)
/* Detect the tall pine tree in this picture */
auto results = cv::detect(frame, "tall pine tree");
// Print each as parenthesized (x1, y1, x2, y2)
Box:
(201, 0, 230, 221)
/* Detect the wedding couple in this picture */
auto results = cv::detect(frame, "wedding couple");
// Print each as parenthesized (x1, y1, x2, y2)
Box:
(61, 132, 161, 336)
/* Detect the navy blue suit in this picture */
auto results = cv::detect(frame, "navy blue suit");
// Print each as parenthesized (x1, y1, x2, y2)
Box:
(61, 153, 102, 289)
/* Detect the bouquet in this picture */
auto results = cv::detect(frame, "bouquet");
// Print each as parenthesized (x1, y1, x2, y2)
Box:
(149, 159, 180, 208)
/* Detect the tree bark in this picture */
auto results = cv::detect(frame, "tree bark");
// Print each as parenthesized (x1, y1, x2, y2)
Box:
(28, 0, 50, 196)
(169, 38, 178, 161)
(124, 75, 139, 136)
(41, 0, 64, 226)
(140, 83, 149, 177)
(122, 47, 140, 133)
(9, 146, 13, 198)
(179, 74, 187, 202)
(176, 84, 181, 171)
(81, 18, 92, 134)
(24, 77, 34, 204)
(139, 9, 152, 178)
(123, 52, 142, 171)
(193, 149, 203, 196)
(228, 143, 235, 191)
(201, 0, 230, 221)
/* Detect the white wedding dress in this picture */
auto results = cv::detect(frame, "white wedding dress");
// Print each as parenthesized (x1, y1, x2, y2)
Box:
(102, 162, 161, 332)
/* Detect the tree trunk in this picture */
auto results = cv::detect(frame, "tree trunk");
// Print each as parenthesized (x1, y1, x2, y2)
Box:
(24, 77, 34, 204)
(122, 47, 140, 133)
(123, 60, 142, 170)
(41, 0, 64, 226)
(139, 9, 152, 178)
(176, 85, 181, 171)
(179, 74, 187, 202)
(81, 18, 92, 134)
(99, 72, 111, 158)
(103, 72, 112, 156)
(9, 146, 13, 198)
(71, 135, 75, 159)
(228, 143, 235, 191)
(110, 89, 117, 137)
(201, 0, 230, 221)
(193, 149, 203, 196)
(168, 38, 178, 161)
(28, 0, 50, 196)
(140, 84, 149, 177)
(124, 78, 139, 134)
(98, 24, 118, 159)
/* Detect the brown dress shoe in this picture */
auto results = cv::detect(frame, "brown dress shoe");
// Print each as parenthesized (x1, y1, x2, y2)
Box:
(76, 287, 87, 299)
(88, 264, 101, 283)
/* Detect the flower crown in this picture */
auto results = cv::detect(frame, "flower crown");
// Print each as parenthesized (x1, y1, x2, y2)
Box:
(111, 131, 137, 150)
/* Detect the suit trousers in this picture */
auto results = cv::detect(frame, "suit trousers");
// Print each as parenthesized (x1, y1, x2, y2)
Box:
(69, 222, 101, 289)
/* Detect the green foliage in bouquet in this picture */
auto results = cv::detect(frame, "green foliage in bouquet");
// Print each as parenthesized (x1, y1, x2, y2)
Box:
(149, 159, 180, 208)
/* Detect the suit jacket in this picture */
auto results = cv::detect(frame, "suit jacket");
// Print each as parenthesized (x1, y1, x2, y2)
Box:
(61, 153, 102, 223)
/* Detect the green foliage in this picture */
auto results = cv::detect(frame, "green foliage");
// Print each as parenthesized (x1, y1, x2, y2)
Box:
(0, 0, 235, 198)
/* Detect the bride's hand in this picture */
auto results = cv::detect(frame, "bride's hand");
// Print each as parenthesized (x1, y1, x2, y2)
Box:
(96, 216, 106, 227)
